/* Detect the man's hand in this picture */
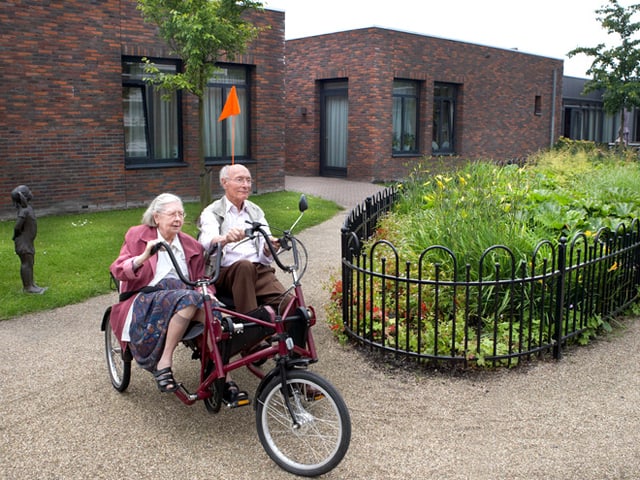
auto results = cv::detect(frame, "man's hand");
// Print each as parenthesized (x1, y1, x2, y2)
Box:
(225, 227, 246, 244)
(263, 237, 280, 257)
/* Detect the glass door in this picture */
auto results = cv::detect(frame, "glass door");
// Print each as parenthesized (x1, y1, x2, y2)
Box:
(320, 81, 348, 176)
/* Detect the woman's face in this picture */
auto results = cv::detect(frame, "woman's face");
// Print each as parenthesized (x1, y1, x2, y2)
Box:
(153, 201, 184, 242)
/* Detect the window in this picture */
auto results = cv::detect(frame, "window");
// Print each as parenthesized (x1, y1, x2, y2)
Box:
(432, 83, 457, 154)
(204, 65, 249, 162)
(122, 58, 182, 167)
(563, 102, 607, 142)
(534, 95, 542, 115)
(392, 80, 419, 154)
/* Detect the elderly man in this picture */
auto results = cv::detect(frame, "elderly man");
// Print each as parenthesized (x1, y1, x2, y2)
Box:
(198, 164, 291, 316)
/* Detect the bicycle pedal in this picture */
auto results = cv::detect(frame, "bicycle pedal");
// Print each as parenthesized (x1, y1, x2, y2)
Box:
(303, 388, 324, 401)
(309, 392, 325, 401)
(225, 396, 251, 408)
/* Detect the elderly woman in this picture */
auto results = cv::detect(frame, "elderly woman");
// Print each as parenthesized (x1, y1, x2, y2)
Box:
(110, 193, 243, 400)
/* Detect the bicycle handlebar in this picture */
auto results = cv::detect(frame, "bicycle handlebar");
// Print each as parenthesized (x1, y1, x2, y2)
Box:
(243, 221, 300, 273)
(151, 226, 305, 289)
(150, 241, 205, 289)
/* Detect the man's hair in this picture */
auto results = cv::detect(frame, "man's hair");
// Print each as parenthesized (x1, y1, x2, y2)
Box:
(219, 165, 231, 184)
(219, 164, 250, 185)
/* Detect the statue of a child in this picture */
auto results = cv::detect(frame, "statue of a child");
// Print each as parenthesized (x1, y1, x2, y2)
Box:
(11, 185, 47, 294)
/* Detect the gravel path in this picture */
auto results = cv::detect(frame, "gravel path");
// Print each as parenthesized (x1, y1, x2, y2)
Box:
(1, 177, 639, 479)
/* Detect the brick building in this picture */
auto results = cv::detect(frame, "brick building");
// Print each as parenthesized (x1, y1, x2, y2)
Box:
(284, 28, 564, 181)
(1, 5, 566, 218)
(0, 1, 285, 219)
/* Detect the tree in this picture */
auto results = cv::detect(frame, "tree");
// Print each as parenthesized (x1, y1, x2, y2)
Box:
(568, 0, 640, 146)
(137, 0, 263, 208)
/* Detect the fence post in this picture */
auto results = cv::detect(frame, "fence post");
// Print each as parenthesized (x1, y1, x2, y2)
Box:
(553, 237, 567, 359)
(365, 197, 374, 239)
(340, 226, 351, 330)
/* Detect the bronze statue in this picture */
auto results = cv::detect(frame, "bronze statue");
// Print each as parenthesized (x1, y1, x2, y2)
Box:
(11, 185, 47, 294)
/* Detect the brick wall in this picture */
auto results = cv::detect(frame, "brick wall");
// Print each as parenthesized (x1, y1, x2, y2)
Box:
(285, 28, 564, 182)
(0, 1, 285, 219)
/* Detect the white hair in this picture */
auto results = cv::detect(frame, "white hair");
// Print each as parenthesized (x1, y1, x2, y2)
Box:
(141, 193, 183, 226)
(219, 164, 250, 185)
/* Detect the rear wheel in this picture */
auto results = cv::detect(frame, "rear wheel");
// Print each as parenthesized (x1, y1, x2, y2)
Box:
(104, 320, 131, 392)
(255, 370, 351, 477)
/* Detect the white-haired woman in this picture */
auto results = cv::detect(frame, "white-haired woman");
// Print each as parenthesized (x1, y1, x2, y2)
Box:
(110, 193, 243, 401)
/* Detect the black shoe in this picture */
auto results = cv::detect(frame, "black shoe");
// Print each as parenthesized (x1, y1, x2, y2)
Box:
(223, 381, 250, 408)
(246, 306, 273, 322)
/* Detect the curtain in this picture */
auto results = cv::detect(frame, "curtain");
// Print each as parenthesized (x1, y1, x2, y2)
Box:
(152, 88, 178, 159)
(203, 86, 247, 158)
(325, 95, 348, 168)
(123, 87, 147, 158)
(403, 97, 416, 151)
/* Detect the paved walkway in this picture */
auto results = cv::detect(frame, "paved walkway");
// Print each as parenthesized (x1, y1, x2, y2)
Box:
(285, 175, 387, 208)
(1, 176, 640, 479)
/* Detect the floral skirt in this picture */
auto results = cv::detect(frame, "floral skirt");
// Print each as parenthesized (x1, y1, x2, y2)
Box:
(129, 277, 204, 371)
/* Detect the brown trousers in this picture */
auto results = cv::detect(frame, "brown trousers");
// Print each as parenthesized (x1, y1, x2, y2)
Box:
(215, 260, 291, 314)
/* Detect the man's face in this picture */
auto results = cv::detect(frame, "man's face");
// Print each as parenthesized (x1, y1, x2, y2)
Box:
(222, 166, 252, 207)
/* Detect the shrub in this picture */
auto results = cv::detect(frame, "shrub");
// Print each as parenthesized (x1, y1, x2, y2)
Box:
(330, 144, 640, 367)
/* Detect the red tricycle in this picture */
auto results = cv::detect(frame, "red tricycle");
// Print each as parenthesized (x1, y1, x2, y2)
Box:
(100, 195, 351, 477)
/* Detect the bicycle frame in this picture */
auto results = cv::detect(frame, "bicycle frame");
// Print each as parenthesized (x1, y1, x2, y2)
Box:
(174, 280, 318, 406)
(159, 197, 318, 406)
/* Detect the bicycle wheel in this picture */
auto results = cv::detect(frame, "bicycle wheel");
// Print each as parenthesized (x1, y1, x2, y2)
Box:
(104, 320, 131, 392)
(255, 370, 351, 477)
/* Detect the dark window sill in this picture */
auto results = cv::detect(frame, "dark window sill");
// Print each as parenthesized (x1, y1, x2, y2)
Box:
(125, 160, 187, 170)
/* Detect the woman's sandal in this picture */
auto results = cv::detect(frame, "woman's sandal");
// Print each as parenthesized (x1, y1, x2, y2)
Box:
(152, 367, 179, 393)
(223, 381, 250, 408)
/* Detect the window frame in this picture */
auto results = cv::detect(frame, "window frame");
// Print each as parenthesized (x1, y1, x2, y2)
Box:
(392, 79, 420, 155)
(203, 64, 251, 165)
(121, 56, 184, 169)
(432, 83, 457, 155)
(534, 95, 542, 116)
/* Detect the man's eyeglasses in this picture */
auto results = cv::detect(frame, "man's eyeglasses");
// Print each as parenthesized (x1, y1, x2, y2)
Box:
(228, 176, 252, 185)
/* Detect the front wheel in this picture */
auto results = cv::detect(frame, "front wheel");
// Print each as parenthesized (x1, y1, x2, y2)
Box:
(104, 319, 131, 392)
(255, 370, 351, 477)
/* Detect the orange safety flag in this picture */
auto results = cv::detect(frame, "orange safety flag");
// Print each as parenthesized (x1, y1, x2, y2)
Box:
(218, 85, 241, 122)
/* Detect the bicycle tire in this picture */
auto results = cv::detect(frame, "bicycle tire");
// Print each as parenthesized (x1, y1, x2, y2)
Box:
(255, 370, 351, 477)
(104, 320, 131, 392)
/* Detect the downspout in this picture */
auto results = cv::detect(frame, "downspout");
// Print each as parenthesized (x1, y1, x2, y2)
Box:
(550, 68, 557, 148)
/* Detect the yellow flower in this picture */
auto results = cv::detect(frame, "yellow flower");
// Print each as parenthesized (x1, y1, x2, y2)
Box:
(608, 261, 618, 272)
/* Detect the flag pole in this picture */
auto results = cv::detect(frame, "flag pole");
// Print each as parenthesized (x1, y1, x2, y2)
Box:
(218, 85, 241, 166)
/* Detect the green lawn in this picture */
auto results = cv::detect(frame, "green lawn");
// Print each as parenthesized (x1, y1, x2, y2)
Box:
(0, 191, 341, 320)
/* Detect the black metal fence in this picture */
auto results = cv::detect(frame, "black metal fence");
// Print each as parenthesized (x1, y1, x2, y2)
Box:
(340, 187, 640, 367)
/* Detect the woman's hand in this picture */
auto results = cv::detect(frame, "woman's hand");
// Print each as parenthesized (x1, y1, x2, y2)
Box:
(144, 238, 163, 256)
(133, 239, 162, 270)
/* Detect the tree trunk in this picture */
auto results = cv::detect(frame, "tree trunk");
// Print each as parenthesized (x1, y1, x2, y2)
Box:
(198, 95, 212, 210)
(618, 109, 627, 148)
